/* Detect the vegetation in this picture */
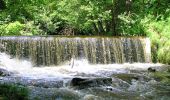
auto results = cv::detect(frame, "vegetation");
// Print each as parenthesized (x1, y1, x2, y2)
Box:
(0, 0, 170, 64)
(0, 83, 29, 100)
(151, 68, 170, 85)
(145, 16, 170, 64)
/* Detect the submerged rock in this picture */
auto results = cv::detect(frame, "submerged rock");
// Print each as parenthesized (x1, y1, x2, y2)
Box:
(113, 74, 139, 84)
(29, 87, 81, 100)
(70, 77, 112, 89)
(113, 73, 151, 84)
(29, 80, 64, 88)
(0, 77, 64, 88)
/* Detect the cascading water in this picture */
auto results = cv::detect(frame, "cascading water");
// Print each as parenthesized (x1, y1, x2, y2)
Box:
(0, 36, 169, 100)
(0, 36, 151, 66)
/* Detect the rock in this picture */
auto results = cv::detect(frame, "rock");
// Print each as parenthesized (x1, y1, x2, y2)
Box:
(112, 78, 130, 88)
(70, 77, 112, 89)
(28, 87, 81, 100)
(22, 79, 64, 88)
(0, 68, 11, 76)
(148, 67, 156, 72)
(0, 77, 64, 88)
(71, 78, 86, 86)
(106, 87, 113, 91)
(113, 73, 151, 84)
(113, 74, 139, 84)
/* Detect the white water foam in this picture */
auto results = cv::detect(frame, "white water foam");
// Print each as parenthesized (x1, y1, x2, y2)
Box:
(0, 53, 164, 79)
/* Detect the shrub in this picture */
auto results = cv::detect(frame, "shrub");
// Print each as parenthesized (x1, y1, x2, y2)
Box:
(0, 84, 29, 100)
(0, 21, 24, 36)
(144, 16, 170, 64)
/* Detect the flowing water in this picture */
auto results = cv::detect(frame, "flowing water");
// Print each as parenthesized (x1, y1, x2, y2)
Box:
(0, 36, 169, 100)
(0, 36, 151, 66)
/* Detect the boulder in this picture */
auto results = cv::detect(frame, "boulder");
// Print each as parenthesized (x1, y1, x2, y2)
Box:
(70, 77, 112, 89)
(148, 67, 156, 72)
(0, 68, 11, 76)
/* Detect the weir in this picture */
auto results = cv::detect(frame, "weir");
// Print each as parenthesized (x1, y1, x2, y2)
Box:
(0, 36, 151, 66)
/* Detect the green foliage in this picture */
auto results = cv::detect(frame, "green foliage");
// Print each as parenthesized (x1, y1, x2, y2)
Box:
(142, 16, 170, 64)
(118, 13, 145, 36)
(21, 21, 44, 35)
(0, 0, 169, 36)
(0, 0, 170, 63)
(0, 21, 24, 36)
(158, 41, 170, 64)
(0, 83, 29, 100)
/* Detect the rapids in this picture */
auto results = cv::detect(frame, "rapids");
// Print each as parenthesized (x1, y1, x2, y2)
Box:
(0, 53, 160, 79)
(0, 53, 169, 100)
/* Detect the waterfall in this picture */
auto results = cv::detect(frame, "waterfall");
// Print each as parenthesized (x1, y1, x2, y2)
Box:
(0, 36, 151, 66)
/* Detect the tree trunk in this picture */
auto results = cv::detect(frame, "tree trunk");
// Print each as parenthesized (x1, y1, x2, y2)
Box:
(105, 20, 110, 33)
(111, 11, 116, 35)
(97, 19, 105, 35)
(92, 22, 99, 35)
(0, 0, 6, 10)
(90, 16, 99, 35)
(126, 0, 132, 13)
(111, 0, 118, 36)
(156, 0, 160, 17)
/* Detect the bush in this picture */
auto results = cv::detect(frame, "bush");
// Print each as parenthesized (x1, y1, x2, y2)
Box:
(118, 13, 145, 36)
(21, 21, 44, 35)
(144, 16, 170, 64)
(0, 21, 24, 36)
(0, 84, 29, 100)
